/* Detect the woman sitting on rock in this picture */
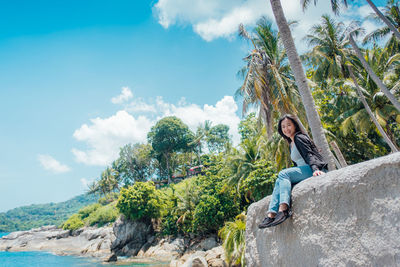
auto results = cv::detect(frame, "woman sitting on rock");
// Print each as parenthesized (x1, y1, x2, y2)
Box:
(258, 114, 328, 228)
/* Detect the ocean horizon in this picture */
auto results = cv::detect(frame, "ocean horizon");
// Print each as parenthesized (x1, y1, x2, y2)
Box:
(0, 233, 168, 267)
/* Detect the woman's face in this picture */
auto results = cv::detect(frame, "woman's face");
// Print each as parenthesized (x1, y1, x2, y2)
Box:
(281, 118, 296, 139)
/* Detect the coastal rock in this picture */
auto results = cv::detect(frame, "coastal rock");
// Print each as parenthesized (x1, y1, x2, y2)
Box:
(111, 215, 153, 256)
(181, 252, 208, 267)
(176, 245, 227, 267)
(104, 253, 117, 262)
(245, 152, 400, 267)
(0, 225, 115, 258)
(140, 237, 186, 261)
(190, 236, 218, 251)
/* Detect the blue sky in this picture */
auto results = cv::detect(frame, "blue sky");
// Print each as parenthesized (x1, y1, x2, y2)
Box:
(0, 0, 379, 211)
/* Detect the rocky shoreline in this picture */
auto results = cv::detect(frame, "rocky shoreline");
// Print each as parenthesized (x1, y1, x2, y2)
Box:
(0, 216, 228, 266)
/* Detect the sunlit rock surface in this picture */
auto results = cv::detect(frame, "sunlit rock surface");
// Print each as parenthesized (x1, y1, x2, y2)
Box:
(246, 152, 400, 267)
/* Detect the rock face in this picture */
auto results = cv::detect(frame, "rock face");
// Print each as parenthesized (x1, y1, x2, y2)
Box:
(0, 216, 152, 260)
(246, 152, 400, 267)
(0, 225, 115, 258)
(111, 215, 153, 256)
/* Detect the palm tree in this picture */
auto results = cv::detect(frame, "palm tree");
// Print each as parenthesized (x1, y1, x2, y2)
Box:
(175, 180, 199, 231)
(348, 33, 400, 112)
(97, 167, 119, 196)
(363, 0, 400, 54)
(303, 15, 353, 82)
(269, 0, 336, 170)
(302, 0, 400, 40)
(304, 15, 398, 152)
(238, 18, 305, 137)
(218, 212, 246, 267)
(365, 0, 400, 41)
(225, 137, 261, 193)
(301, 0, 400, 111)
(348, 66, 398, 151)
(188, 120, 212, 165)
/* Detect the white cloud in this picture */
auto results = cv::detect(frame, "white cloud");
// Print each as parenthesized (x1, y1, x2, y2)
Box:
(166, 96, 241, 145)
(111, 87, 133, 104)
(153, 0, 379, 52)
(125, 98, 157, 113)
(72, 110, 153, 166)
(72, 95, 241, 166)
(38, 154, 71, 174)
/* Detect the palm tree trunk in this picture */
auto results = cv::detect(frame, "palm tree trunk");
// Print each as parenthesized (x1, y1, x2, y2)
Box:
(349, 34, 400, 112)
(269, 0, 336, 170)
(385, 123, 400, 150)
(330, 140, 348, 167)
(366, 0, 400, 41)
(348, 66, 398, 152)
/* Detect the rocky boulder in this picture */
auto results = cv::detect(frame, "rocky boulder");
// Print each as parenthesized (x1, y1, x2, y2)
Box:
(111, 215, 153, 256)
(246, 152, 400, 266)
(0, 225, 115, 258)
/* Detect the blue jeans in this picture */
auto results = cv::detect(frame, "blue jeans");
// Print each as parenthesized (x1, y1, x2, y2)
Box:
(267, 165, 313, 214)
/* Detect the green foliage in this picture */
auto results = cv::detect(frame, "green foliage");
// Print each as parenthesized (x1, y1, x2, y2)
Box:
(86, 202, 118, 227)
(117, 182, 163, 222)
(240, 159, 277, 204)
(0, 194, 99, 232)
(238, 113, 258, 141)
(147, 116, 194, 156)
(219, 212, 246, 266)
(62, 214, 84, 231)
(78, 203, 101, 219)
(148, 116, 194, 180)
(62, 201, 118, 230)
(117, 143, 154, 185)
(206, 124, 231, 153)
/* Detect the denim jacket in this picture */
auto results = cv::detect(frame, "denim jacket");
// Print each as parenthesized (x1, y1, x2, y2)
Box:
(291, 132, 328, 172)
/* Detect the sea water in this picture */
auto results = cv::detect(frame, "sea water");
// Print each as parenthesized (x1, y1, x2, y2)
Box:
(0, 233, 168, 267)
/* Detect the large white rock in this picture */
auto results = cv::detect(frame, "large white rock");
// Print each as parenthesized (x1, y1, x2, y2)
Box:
(246, 152, 400, 267)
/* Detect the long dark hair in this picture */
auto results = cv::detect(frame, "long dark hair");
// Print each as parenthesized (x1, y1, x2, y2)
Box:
(277, 114, 306, 143)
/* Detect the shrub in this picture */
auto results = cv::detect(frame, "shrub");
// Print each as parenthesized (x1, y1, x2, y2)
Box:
(78, 203, 101, 219)
(86, 202, 118, 226)
(98, 192, 119, 205)
(240, 159, 277, 204)
(116, 181, 163, 222)
(62, 214, 84, 230)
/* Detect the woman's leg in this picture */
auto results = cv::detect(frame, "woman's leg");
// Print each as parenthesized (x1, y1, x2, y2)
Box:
(267, 178, 281, 216)
(277, 165, 313, 209)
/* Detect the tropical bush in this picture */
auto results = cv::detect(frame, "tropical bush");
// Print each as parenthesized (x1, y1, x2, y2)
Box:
(78, 203, 101, 219)
(219, 212, 246, 266)
(240, 159, 277, 204)
(86, 202, 118, 226)
(116, 181, 163, 222)
(62, 202, 118, 230)
(62, 214, 84, 231)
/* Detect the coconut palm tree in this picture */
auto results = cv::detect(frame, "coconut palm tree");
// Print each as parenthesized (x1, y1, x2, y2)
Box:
(238, 18, 305, 138)
(269, 0, 336, 170)
(302, 0, 400, 40)
(348, 66, 398, 152)
(363, 0, 400, 54)
(218, 212, 246, 267)
(303, 15, 353, 82)
(175, 180, 199, 231)
(301, 0, 400, 111)
(304, 15, 398, 152)
(348, 32, 400, 112)
(225, 138, 261, 193)
(188, 120, 212, 165)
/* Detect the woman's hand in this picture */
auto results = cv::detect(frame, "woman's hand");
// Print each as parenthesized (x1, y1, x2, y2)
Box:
(313, 170, 325, 176)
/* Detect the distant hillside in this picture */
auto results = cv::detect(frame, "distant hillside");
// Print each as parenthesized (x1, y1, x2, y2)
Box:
(0, 194, 99, 232)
